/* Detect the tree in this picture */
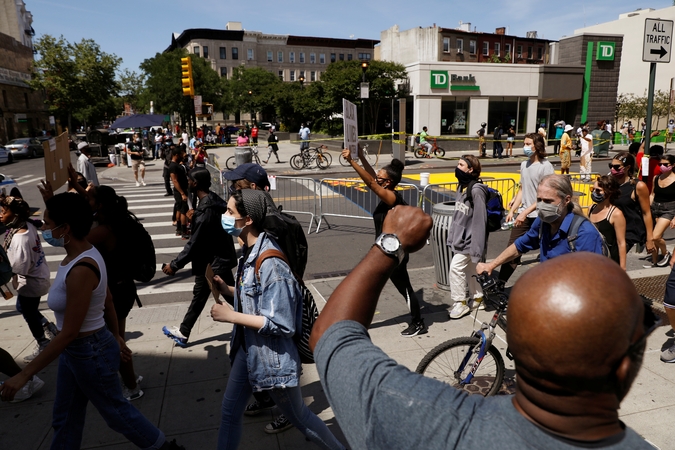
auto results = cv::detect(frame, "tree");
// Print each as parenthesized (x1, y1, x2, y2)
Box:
(117, 69, 147, 113)
(224, 66, 282, 122)
(31, 35, 121, 131)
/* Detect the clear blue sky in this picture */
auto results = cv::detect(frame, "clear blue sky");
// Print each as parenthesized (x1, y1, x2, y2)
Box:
(29, 0, 674, 73)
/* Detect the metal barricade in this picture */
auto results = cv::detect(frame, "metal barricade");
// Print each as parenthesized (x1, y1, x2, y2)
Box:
(568, 172, 600, 214)
(421, 178, 518, 215)
(317, 178, 420, 233)
(267, 176, 320, 234)
(205, 161, 226, 199)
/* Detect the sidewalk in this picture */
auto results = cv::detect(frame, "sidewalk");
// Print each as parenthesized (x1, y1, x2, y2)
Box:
(1, 259, 673, 449)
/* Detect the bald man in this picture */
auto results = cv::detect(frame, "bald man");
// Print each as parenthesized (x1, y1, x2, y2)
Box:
(310, 206, 656, 449)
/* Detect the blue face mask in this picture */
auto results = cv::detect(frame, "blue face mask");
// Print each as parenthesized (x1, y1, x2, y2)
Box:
(523, 146, 534, 157)
(42, 225, 65, 247)
(221, 214, 243, 237)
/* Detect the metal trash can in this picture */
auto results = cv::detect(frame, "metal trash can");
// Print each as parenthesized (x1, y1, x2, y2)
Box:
(431, 201, 455, 290)
(235, 146, 252, 166)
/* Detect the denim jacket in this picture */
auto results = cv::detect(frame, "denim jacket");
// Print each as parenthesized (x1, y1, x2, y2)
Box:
(231, 232, 303, 391)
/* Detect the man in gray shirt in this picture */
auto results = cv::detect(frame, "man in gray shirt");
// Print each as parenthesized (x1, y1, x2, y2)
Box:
(310, 206, 656, 450)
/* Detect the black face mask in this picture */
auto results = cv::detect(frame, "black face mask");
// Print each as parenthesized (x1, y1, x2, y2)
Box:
(455, 167, 474, 186)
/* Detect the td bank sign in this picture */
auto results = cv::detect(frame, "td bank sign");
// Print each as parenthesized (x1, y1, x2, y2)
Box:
(430, 71, 480, 91)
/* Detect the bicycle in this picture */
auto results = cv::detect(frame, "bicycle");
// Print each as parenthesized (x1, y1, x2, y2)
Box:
(290, 146, 332, 170)
(415, 273, 511, 397)
(225, 145, 261, 170)
(339, 144, 373, 166)
(415, 138, 446, 158)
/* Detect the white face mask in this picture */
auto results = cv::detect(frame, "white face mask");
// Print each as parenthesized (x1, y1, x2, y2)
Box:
(537, 201, 562, 223)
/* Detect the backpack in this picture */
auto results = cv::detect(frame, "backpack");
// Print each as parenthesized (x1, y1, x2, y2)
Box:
(540, 214, 611, 257)
(415, 134, 421, 144)
(263, 201, 309, 278)
(493, 127, 502, 139)
(255, 249, 318, 364)
(465, 180, 505, 233)
(126, 217, 157, 283)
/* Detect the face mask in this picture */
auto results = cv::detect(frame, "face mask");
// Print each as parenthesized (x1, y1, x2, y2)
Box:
(221, 214, 243, 237)
(523, 146, 534, 157)
(455, 167, 474, 186)
(537, 201, 562, 223)
(42, 225, 65, 247)
(591, 191, 605, 203)
(610, 167, 625, 177)
(661, 165, 673, 174)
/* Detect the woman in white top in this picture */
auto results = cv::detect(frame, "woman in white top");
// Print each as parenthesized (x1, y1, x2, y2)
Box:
(0, 193, 182, 450)
(579, 127, 593, 181)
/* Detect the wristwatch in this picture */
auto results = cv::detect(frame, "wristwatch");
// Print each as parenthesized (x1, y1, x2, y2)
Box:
(374, 233, 406, 264)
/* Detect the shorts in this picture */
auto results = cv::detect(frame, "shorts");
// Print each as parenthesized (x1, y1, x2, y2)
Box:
(506, 137, 514, 142)
(110, 279, 139, 320)
(651, 201, 675, 221)
(174, 190, 189, 214)
(131, 159, 145, 171)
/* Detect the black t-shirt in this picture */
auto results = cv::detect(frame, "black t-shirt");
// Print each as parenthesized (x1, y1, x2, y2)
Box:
(129, 142, 143, 160)
(372, 190, 407, 237)
(168, 161, 188, 192)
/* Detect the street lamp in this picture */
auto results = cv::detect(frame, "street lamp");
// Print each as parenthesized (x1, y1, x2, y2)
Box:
(247, 90, 255, 123)
(360, 61, 369, 135)
(361, 61, 369, 82)
(298, 76, 305, 89)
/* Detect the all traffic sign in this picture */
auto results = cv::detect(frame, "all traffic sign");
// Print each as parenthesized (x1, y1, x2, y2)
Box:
(643, 18, 673, 63)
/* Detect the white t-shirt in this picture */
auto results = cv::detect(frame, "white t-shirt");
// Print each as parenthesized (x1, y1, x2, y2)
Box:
(606, 123, 613, 133)
(519, 159, 555, 218)
(77, 153, 99, 186)
(6, 223, 50, 297)
(669, 123, 675, 133)
(580, 134, 593, 156)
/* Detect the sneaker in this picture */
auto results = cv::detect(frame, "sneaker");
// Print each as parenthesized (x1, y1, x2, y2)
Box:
(400, 320, 427, 337)
(141, 180, 147, 187)
(244, 398, 276, 416)
(661, 343, 675, 363)
(449, 302, 471, 320)
(164, 193, 173, 197)
(162, 326, 188, 347)
(657, 252, 672, 267)
(24, 341, 49, 362)
(11, 375, 45, 402)
(135, 181, 140, 187)
(643, 263, 657, 269)
(264, 414, 294, 434)
(472, 298, 485, 311)
(42, 321, 58, 340)
(122, 381, 144, 401)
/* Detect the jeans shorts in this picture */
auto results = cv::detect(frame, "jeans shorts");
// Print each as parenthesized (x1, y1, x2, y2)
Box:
(652, 201, 675, 221)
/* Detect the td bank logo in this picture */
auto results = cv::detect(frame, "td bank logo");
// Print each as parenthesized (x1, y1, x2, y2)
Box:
(430, 71, 448, 88)
(596, 42, 615, 61)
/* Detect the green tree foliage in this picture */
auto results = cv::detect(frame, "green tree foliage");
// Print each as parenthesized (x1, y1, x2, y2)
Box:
(31, 35, 121, 130)
(617, 91, 672, 129)
(116, 68, 147, 113)
(224, 67, 282, 120)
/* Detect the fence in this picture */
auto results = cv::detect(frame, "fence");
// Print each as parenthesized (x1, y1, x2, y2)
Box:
(267, 176, 320, 234)
(420, 179, 519, 215)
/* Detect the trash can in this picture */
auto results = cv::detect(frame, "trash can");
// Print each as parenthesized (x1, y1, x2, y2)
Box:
(235, 146, 252, 166)
(431, 201, 455, 290)
(593, 130, 611, 157)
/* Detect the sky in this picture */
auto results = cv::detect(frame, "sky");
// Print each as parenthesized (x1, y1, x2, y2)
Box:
(28, 0, 674, 73)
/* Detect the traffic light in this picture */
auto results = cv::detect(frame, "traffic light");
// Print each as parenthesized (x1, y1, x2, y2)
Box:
(181, 57, 194, 97)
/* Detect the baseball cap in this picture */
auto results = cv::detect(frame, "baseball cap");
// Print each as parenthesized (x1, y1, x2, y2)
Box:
(77, 141, 89, 151)
(222, 163, 270, 190)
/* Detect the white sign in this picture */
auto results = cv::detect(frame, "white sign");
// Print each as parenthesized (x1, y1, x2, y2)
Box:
(193, 95, 202, 113)
(360, 82, 369, 99)
(643, 19, 673, 63)
(343, 99, 359, 160)
(48, 115, 55, 126)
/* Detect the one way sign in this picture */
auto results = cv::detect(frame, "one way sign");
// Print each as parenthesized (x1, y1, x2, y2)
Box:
(643, 18, 673, 63)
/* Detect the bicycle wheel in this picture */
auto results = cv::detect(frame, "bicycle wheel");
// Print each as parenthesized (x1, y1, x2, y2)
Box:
(414, 148, 427, 158)
(339, 154, 350, 166)
(320, 152, 332, 167)
(290, 154, 304, 170)
(225, 156, 236, 170)
(416, 336, 505, 396)
(316, 152, 330, 169)
(434, 147, 446, 157)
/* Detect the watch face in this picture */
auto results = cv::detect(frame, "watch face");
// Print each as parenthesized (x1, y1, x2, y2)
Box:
(381, 235, 400, 252)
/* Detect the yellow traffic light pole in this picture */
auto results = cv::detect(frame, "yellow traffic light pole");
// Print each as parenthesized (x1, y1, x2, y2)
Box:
(181, 56, 197, 135)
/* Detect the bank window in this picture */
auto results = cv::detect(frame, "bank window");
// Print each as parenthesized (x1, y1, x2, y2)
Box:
(300, 52, 305, 63)
(488, 97, 526, 135)
(310, 71, 316, 81)
(220, 67, 227, 78)
(330, 53, 336, 62)
(278, 51, 283, 62)
(469, 40, 476, 54)
(505, 43, 511, 57)
(482, 42, 489, 56)
(232, 47, 238, 59)
(247, 49, 254, 60)
(517, 45, 523, 57)
(193, 46, 200, 56)
(440, 97, 470, 136)
(220, 47, 226, 59)
(457, 39, 464, 53)
(278, 70, 284, 80)
(358, 53, 371, 60)
(310, 53, 316, 63)
(290, 70, 295, 81)
(267, 51, 273, 62)
(203, 46, 209, 58)
(347, 54, 353, 60)
(300, 70, 305, 80)
(290, 52, 295, 63)
(537, 47, 543, 60)
(494, 43, 500, 56)
(443, 37, 450, 53)
(527, 46, 533, 59)
(320, 53, 326, 63)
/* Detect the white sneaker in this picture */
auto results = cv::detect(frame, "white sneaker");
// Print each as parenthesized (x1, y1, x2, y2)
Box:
(24, 341, 49, 362)
(135, 181, 140, 187)
(11, 375, 45, 402)
(141, 180, 146, 186)
(122, 375, 144, 401)
(449, 302, 471, 320)
(471, 298, 485, 310)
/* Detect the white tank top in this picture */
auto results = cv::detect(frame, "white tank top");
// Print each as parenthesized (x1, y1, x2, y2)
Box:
(47, 247, 108, 332)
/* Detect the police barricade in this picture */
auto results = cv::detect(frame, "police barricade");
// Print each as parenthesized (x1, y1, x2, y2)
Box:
(317, 178, 421, 233)
(267, 176, 320, 234)
(568, 172, 601, 214)
(420, 178, 518, 216)
(205, 162, 226, 199)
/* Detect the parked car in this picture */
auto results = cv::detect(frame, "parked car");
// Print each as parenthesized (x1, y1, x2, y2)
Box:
(0, 173, 18, 195)
(5, 137, 44, 158)
(0, 146, 13, 165)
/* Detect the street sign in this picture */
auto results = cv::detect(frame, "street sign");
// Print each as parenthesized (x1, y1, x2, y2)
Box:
(360, 82, 369, 99)
(193, 95, 202, 113)
(643, 18, 673, 63)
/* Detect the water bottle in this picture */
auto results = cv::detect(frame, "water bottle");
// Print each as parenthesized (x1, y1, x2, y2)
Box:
(501, 220, 515, 231)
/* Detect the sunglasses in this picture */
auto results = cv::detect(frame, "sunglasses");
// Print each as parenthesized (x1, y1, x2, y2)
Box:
(608, 163, 624, 171)
(660, 163, 672, 168)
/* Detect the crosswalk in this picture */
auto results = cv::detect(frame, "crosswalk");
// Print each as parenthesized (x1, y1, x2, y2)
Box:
(37, 181, 235, 305)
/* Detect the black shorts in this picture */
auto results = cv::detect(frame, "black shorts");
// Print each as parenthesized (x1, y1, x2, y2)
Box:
(110, 279, 139, 320)
(174, 190, 189, 214)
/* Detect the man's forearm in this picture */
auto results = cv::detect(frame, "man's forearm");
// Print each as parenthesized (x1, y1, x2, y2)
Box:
(488, 244, 521, 271)
(310, 247, 397, 350)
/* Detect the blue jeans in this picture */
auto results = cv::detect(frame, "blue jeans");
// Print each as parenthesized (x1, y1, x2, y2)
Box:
(154, 143, 161, 159)
(51, 327, 165, 450)
(16, 295, 48, 344)
(218, 350, 345, 450)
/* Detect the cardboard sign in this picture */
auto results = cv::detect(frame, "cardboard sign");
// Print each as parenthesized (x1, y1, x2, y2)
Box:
(205, 263, 222, 304)
(43, 132, 70, 190)
(343, 98, 359, 160)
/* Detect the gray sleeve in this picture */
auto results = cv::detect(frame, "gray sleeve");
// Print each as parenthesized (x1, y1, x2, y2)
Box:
(315, 321, 483, 450)
(470, 185, 488, 263)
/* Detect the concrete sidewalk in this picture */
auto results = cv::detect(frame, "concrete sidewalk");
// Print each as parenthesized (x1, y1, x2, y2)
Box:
(1, 258, 674, 449)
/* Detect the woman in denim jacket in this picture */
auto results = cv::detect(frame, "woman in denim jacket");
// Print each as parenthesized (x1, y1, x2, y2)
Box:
(211, 189, 345, 450)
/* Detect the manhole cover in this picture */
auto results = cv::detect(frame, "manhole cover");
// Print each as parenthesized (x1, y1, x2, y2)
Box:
(632, 274, 670, 325)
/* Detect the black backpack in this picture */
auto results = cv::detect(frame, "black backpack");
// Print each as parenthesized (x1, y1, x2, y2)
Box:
(263, 202, 309, 278)
(465, 181, 505, 233)
(126, 217, 157, 283)
(539, 214, 611, 257)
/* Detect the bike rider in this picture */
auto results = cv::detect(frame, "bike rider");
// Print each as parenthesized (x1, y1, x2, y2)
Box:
(419, 126, 432, 155)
